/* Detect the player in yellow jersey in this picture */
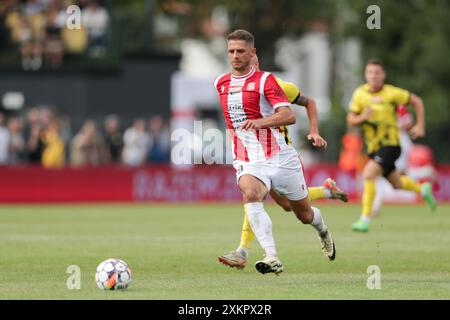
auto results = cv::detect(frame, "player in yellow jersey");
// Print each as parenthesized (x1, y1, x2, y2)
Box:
(218, 55, 348, 269)
(347, 59, 437, 232)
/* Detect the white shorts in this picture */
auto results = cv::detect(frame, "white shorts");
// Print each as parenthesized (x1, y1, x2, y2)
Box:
(233, 148, 308, 201)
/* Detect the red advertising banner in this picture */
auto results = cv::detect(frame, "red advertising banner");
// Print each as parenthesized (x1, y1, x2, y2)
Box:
(0, 166, 133, 202)
(0, 165, 448, 203)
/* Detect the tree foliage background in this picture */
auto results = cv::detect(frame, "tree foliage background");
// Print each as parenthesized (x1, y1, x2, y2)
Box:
(343, 0, 450, 161)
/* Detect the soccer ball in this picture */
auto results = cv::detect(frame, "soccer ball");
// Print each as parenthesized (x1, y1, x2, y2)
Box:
(95, 258, 132, 290)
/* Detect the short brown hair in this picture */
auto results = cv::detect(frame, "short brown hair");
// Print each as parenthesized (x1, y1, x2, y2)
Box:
(366, 58, 385, 70)
(227, 29, 254, 46)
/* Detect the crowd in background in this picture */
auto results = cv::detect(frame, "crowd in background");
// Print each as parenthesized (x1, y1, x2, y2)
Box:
(0, 108, 171, 168)
(0, 0, 110, 70)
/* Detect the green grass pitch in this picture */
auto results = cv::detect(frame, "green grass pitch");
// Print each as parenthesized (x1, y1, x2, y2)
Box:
(0, 203, 449, 299)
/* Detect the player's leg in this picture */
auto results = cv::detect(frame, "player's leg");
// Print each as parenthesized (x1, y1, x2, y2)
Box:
(352, 159, 382, 232)
(271, 155, 336, 261)
(234, 184, 338, 255)
(238, 207, 254, 252)
(385, 170, 437, 211)
(219, 178, 348, 269)
(217, 206, 252, 269)
(287, 196, 336, 260)
(218, 190, 294, 270)
(371, 177, 384, 218)
(239, 179, 346, 249)
(271, 179, 349, 212)
(238, 174, 283, 275)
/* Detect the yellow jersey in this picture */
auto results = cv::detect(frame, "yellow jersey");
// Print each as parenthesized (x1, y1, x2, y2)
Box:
(276, 77, 301, 145)
(42, 131, 65, 169)
(349, 83, 410, 154)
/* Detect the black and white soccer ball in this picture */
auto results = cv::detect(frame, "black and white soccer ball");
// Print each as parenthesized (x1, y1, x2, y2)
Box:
(95, 258, 132, 290)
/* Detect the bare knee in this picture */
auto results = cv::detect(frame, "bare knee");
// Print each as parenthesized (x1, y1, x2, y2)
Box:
(363, 160, 383, 180)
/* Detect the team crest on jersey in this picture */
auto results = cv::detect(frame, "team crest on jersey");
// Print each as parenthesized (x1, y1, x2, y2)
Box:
(246, 82, 255, 91)
(372, 96, 383, 103)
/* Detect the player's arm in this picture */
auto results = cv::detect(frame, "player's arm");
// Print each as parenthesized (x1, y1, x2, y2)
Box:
(346, 89, 372, 127)
(241, 73, 295, 130)
(241, 106, 295, 130)
(347, 110, 372, 126)
(408, 94, 425, 139)
(295, 95, 327, 148)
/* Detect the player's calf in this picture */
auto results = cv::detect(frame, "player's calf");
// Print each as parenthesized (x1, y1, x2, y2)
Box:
(289, 198, 314, 224)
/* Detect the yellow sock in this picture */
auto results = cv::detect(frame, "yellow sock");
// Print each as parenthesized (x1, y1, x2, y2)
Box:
(308, 187, 326, 201)
(362, 180, 376, 218)
(400, 175, 422, 193)
(239, 206, 254, 249)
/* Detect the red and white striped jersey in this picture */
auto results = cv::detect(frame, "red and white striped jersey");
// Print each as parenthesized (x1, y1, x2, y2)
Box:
(214, 66, 293, 162)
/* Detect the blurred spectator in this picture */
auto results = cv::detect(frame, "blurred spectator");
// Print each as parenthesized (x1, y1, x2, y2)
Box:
(4, 2, 27, 39)
(42, 119, 65, 168)
(3, 0, 111, 68)
(23, 0, 45, 16)
(122, 118, 149, 166)
(0, 113, 10, 165)
(20, 0, 46, 70)
(44, 1, 65, 69)
(60, 0, 88, 54)
(81, 0, 109, 57)
(147, 115, 170, 163)
(38, 105, 54, 127)
(25, 107, 45, 163)
(103, 114, 123, 164)
(61, 20, 88, 55)
(7, 116, 25, 164)
(70, 119, 104, 166)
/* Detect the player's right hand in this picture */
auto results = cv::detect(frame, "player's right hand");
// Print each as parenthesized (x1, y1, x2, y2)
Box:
(409, 124, 425, 139)
(240, 119, 262, 130)
(361, 107, 372, 120)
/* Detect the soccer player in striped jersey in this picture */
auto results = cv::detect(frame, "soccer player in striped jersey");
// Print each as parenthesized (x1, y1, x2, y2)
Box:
(218, 55, 348, 270)
(215, 30, 336, 275)
(347, 59, 436, 232)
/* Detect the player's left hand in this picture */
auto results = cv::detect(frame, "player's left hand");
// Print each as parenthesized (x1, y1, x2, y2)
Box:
(409, 124, 425, 139)
(240, 119, 262, 130)
(307, 133, 327, 148)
